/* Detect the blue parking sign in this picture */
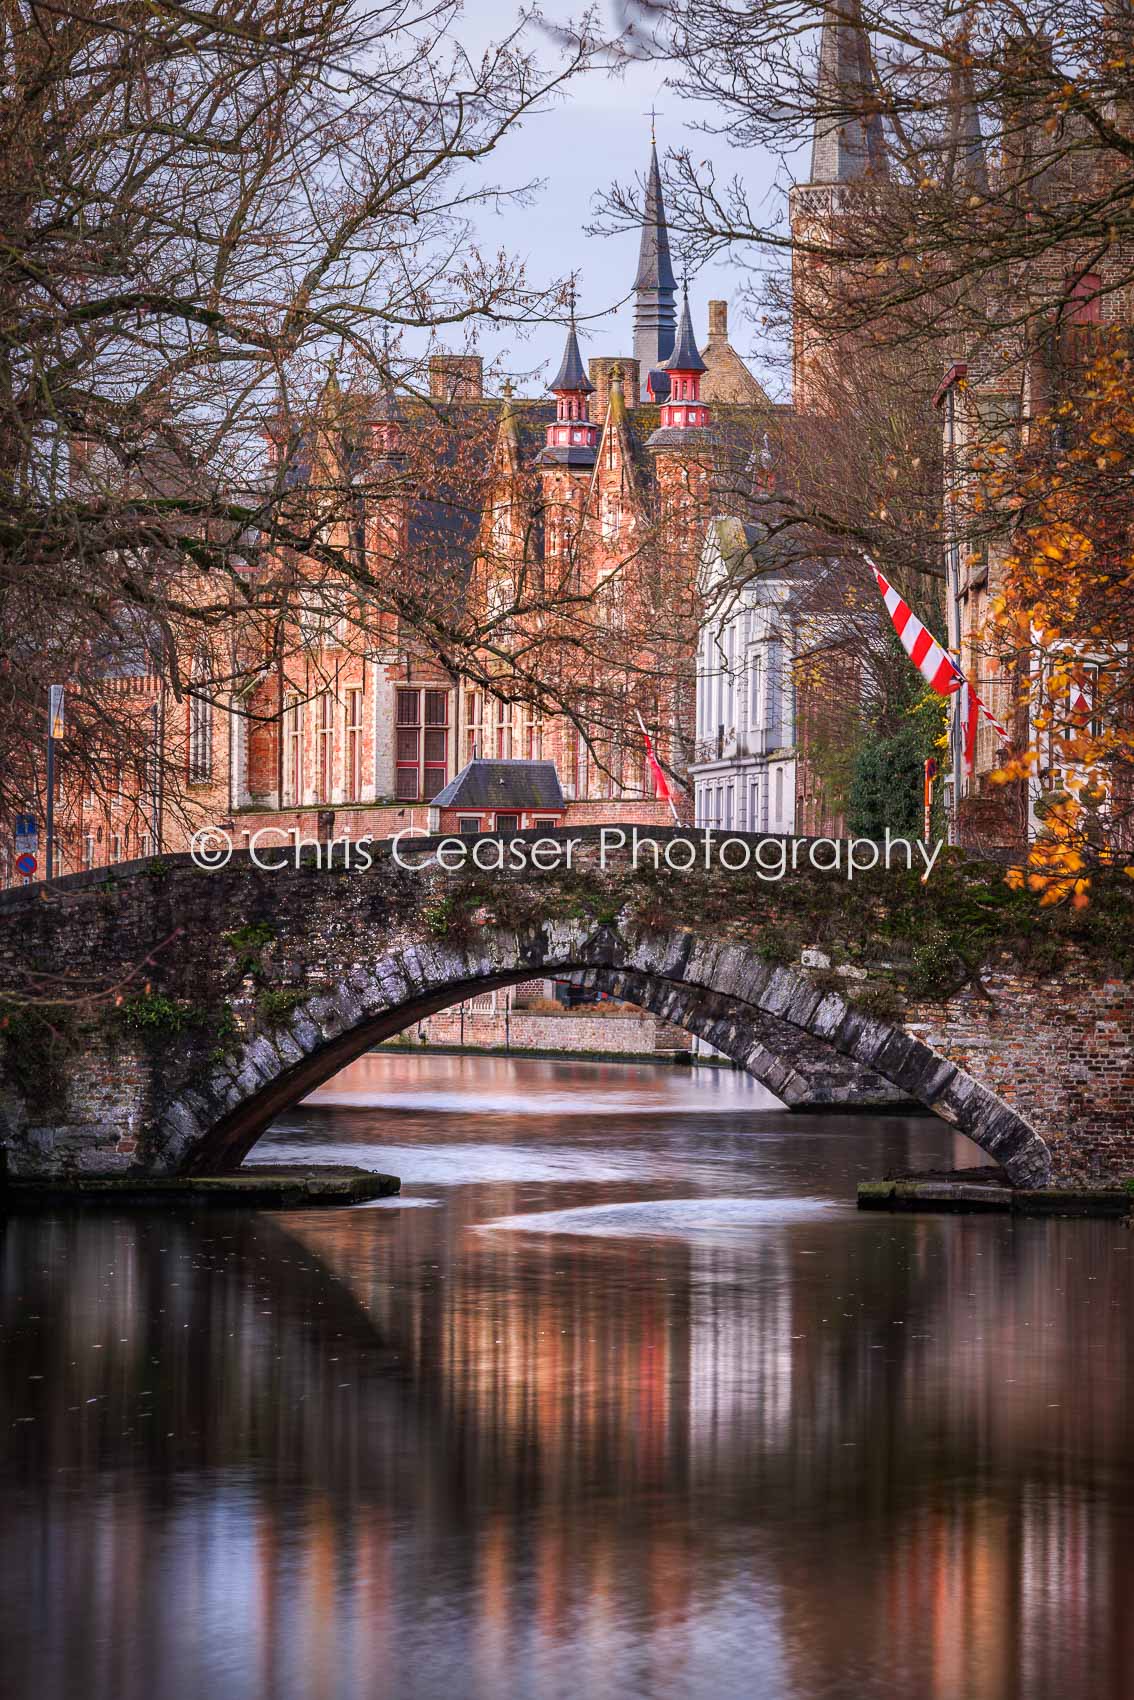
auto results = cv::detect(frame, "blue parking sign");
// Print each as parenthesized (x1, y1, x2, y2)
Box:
(14, 814, 37, 850)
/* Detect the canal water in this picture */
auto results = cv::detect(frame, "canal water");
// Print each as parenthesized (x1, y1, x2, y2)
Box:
(2, 1054, 1132, 1700)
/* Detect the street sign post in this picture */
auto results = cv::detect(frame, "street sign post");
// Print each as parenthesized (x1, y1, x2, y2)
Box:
(46, 686, 64, 880)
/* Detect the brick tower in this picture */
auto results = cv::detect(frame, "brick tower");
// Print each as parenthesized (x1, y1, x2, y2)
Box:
(788, 0, 888, 410)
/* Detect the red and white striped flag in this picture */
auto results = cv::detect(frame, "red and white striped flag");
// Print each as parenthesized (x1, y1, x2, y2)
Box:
(868, 562, 1010, 765)
(635, 710, 681, 822)
(872, 564, 965, 696)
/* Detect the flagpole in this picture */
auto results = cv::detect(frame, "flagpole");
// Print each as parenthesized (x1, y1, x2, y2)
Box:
(635, 709, 681, 826)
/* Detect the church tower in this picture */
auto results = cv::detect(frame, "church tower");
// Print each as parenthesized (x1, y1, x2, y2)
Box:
(539, 307, 599, 579)
(647, 286, 710, 444)
(542, 310, 598, 462)
(633, 137, 678, 394)
(788, 0, 887, 409)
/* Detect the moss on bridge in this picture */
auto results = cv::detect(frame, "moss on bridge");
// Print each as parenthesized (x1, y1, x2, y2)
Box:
(412, 843, 1134, 1012)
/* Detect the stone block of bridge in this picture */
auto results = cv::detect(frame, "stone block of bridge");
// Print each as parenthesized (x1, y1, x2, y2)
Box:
(0, 827, 1130, 1187)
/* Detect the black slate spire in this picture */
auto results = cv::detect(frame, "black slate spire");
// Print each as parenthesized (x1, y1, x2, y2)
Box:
(549, 322, 594, 394)
(662, 285, 707, 374)
(633, 141, 678, 375)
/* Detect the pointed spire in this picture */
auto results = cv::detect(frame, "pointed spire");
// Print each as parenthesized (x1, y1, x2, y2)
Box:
(648, 287, 710, 446)
(495, 377, 523, 469)
(550, 320, 594, 396)
(662, 285, 707, 375)
(542, 283, 598, 464)
(633, 137, 678, 377)
(634, 143, 678, 294)
(320, 348, 343, 414)
(373, 331, 405, 425)
(809, 0, 887, 184)
(947, 56, 989, 195)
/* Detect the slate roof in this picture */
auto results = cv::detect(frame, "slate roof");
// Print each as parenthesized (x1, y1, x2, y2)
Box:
(662, 291, 707, 375)
(537, 443, 597, 467)
(550, 325, 594, 393)
(431, 759, 566, 812)
(633, 143, 678, 294)
(810, 0, 887, 184)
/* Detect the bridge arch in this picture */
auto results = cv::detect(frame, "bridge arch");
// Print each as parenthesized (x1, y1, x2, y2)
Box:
(161, 921, 1052, 1186)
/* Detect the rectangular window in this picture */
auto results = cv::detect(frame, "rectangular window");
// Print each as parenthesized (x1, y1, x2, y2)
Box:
(112, 833, 122, 863)
(396, 688, 420, 727)
(1066, 272, 1101, 326)
(84, 835, 95, 870)
(188, 654, 213, 782)
(748, 650, 764, 730)
(284, 695, 303, 804)
(521, 705, 541, 761)
(565, 734, 580, 797)
(1068, 661, 1102, 740)
(395, 688, 449, 800)
(458, 816, 481, 834)
(345, 688, 364, 800)
(464, 691, 484, 765)
(395, 687, 420, 799)
(495, 813, 520, 833)
(494, 698, 513, 761)
(316, 692, 334, 802)
(423, 690, 448, 799)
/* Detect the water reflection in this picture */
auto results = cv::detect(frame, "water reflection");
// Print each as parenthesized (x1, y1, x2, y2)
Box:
(2, 1055, 1132, 1700)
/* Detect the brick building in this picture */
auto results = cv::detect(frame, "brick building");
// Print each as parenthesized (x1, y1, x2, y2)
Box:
(23, 3, 1130, 882)
(26, 137, 773, 880)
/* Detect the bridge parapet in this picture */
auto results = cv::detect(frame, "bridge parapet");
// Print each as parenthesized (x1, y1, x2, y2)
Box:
(1, 828, 1131, 1186)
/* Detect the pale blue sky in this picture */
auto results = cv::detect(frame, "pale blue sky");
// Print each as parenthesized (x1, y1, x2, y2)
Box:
(450, 0, 789, 396)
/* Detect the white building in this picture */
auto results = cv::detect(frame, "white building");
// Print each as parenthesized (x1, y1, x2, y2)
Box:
(691, 517, 801, 833)
(691, 516, 868, 836)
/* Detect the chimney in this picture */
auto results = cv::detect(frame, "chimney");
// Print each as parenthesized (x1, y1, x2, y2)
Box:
(588, 356, 640, 423)
(429, 353, 484, 402)
(708, 300, 728, 341)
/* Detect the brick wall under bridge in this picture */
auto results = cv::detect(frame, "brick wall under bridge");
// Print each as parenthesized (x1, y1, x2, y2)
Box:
(1, 826, 1131, 1186)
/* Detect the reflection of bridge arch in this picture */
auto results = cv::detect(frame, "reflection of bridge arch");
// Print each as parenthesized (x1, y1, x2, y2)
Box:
(169, 926, 1050, 1185)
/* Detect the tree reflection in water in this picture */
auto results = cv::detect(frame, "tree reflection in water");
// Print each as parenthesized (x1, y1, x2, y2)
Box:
(1, 1055, 1132, 1700)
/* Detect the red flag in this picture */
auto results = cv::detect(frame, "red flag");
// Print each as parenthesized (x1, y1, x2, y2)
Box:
(645, 733, 672, 803)
(635, 711, 680, 822)
(963, 681, 978, 772)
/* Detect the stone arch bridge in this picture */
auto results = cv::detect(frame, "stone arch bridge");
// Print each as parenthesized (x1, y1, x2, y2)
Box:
(1, 827, 1131, 1186)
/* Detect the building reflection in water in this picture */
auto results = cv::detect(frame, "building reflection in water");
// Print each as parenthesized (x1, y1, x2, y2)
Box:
(2, 1058, 1133, 1700)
